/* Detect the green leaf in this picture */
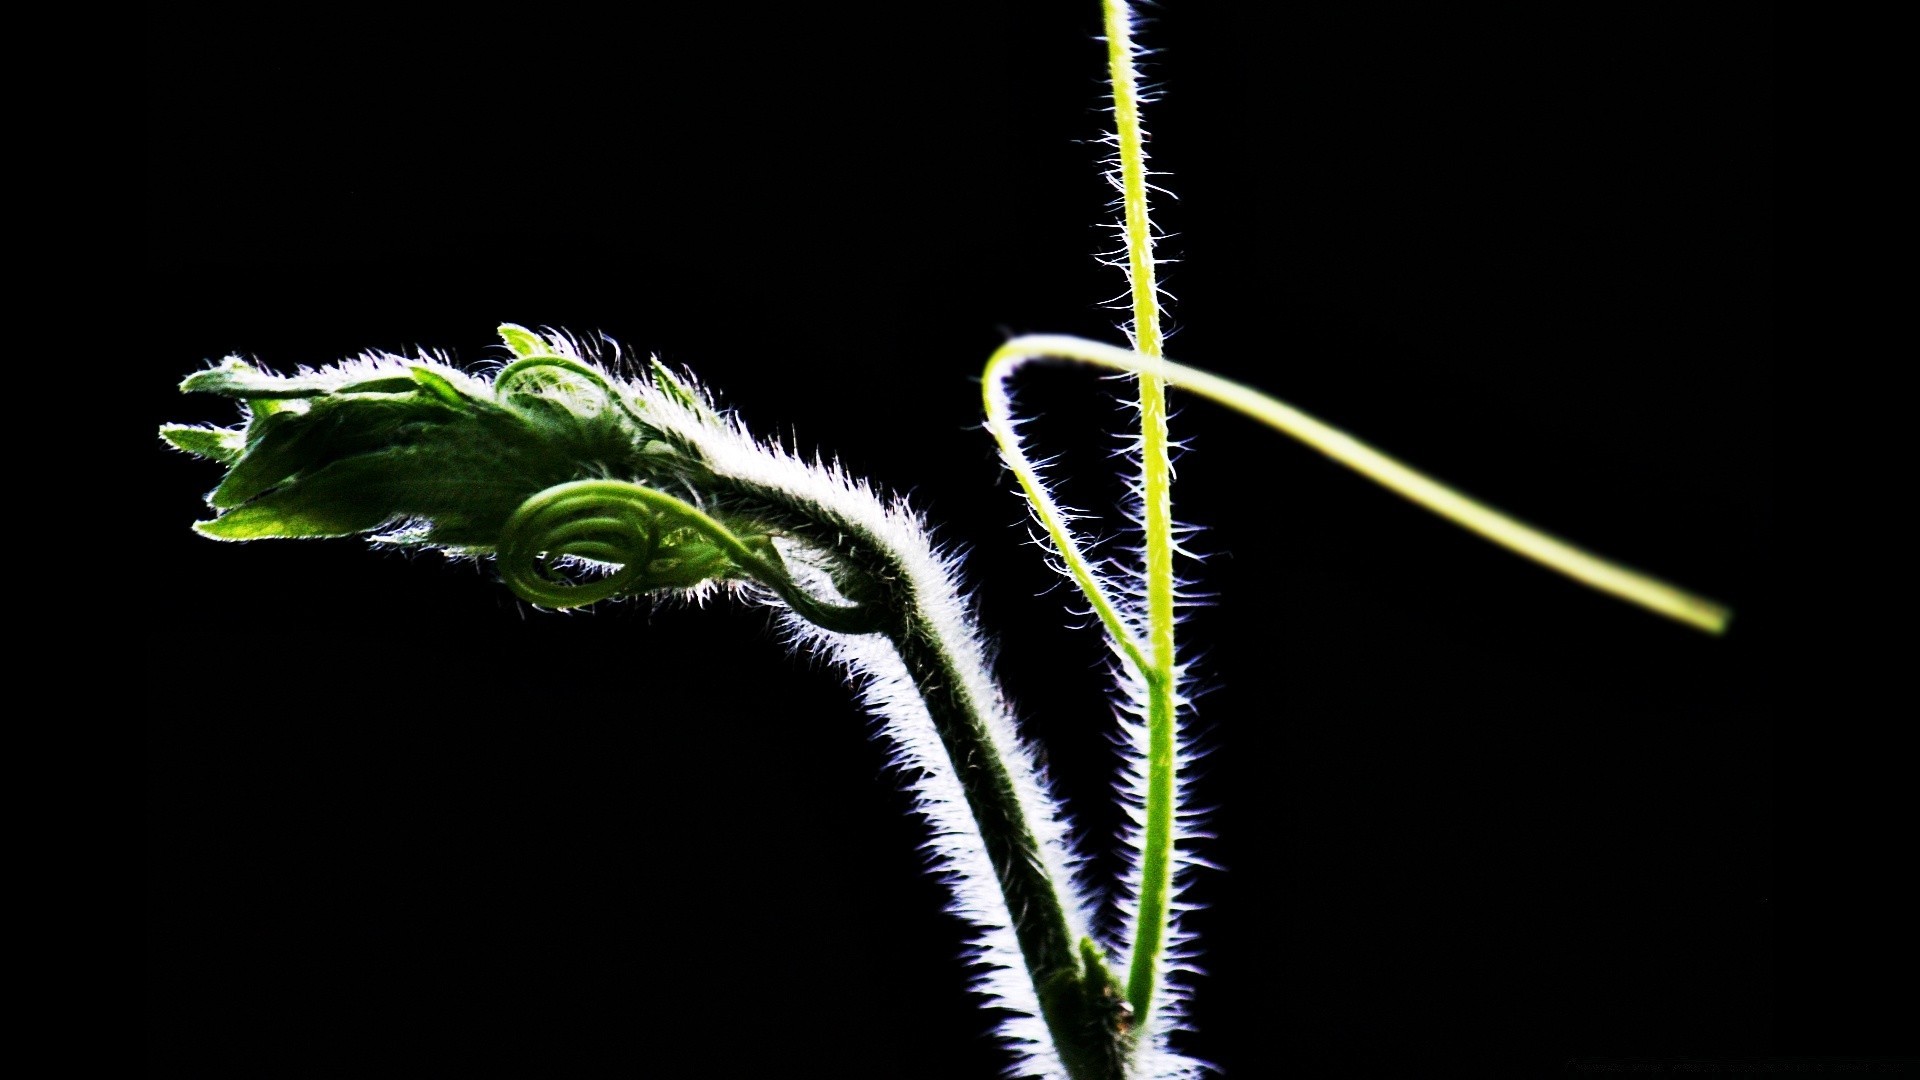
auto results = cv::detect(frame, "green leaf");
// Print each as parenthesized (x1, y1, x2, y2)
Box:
(211, 394, 464, 508)
(181, 359, 341, 400)
(195, 453, 416, 539)
(497, 323, 546, 359)
(172, 337, 698, 559)
(159, 424, 246, 465)
(409, 366, 473, 407)
(332, 376, 426, 395)
(650, 358, 713, 422)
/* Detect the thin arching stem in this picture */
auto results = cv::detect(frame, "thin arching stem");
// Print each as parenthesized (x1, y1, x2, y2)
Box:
(984, 335, 1734, 636)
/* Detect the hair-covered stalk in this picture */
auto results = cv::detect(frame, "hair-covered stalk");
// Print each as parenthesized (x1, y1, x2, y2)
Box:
(161, 326, 1137, 1079)
(1102, 1, 1192, 1066)
(985, 335, 1731, 641)
(639, 359, 1141, 1079)
(982, 328, 1732, 1069)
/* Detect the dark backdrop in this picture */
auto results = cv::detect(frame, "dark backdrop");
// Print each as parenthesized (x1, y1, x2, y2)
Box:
(145, 4, 1803, 1077)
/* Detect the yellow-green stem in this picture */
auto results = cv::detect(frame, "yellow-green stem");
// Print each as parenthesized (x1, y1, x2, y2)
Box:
(984, 336, 1733, 636)
(1103, 0, 1178, 1033)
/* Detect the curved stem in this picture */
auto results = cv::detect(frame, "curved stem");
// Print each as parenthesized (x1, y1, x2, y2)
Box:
(887, 609, 1132, 1080)
(984, 334, 1734, 635)
(677, 466, 1132, 1079)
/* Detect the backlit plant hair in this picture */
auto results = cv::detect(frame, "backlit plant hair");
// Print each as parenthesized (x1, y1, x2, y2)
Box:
(158, 5, 1730, 1077)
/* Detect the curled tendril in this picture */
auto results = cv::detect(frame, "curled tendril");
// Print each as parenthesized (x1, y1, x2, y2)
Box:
(493, 354, 651, 426)
(498, 479, 889, 635)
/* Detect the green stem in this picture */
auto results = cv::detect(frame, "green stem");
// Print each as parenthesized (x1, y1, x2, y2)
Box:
(695, 475, 1133, 1079)
(889, 613, 1132, 1080)
(1103, 0, 1180, 1032)
(984, 335, 1733, 635)
(982, 326, 1734, 1060)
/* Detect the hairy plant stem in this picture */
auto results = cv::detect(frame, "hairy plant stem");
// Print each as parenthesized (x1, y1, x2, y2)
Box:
(1102, 0, 1179, 1034)
(985, 335, 1732, 635)
(887, 619, 1131, 1080)
(699, 476, 1133, 1080)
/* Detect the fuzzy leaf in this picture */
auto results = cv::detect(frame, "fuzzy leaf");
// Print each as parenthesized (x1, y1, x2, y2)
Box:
(181, 358, 344, 399)
(408, 366, 473, 408)
(210, 395, 464, 509)
(173, 340, 769, 608)
(497, 323, 546, 359)
(160, 424, 246, 465)
(650, 358, 701, 412)
(195, 452, 418, 539)
(331, 376, 425, 395)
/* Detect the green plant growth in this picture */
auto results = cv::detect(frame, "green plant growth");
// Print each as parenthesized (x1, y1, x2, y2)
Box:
(153, 4, 1758, 1077)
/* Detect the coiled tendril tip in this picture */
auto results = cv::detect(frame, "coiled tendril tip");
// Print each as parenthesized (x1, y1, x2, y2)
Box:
(499, 479, 888, 635)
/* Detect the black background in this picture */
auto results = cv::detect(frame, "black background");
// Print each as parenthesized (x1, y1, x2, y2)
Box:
(146, 3, 1816, 1077)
